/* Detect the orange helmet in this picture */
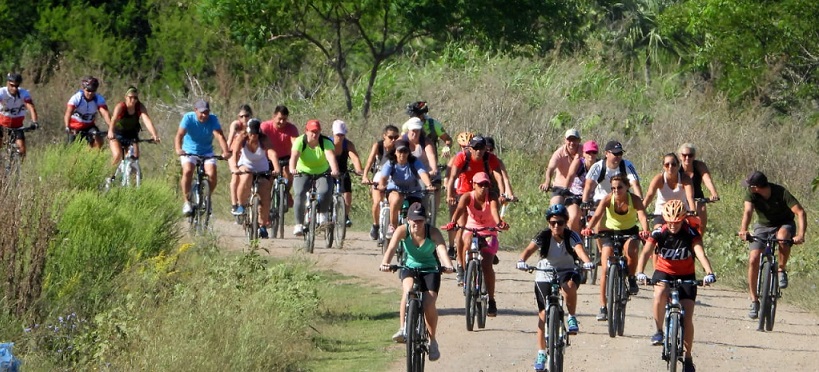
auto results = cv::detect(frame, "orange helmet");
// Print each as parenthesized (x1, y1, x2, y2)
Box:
(456, 131, 474, 147)
(662, 200, 686, 223)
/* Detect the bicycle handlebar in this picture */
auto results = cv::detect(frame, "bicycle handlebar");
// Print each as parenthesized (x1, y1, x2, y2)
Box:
(694, 197, 719, 204)
(743, 235, 793, 245)
(645, 278, 703, 287)
(7, 124, 38, 133)
(384, 265, 450, 274)
(585, 231, 641, 241)
(453, 225, 500, 233)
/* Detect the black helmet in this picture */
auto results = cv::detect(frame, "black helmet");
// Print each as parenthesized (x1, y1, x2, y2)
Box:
(247, 118, 262, 135)
(6, 73, 22, 85)
(81, 76, 100, 91)
(545, 204, 569, 220)
(485, 136, 496, 151)
(406, 101, 429, 116)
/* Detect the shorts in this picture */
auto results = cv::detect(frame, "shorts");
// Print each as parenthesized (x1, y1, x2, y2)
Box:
(0, 127, 25, 141)
(399, 269, 442, 292)
(652, 271, 697, 301)
(277, 156, 290, 168)
(340, 171, 352, 193)
(180, 153, 218, 166)
(750, 222, 795, 250)
(600, 226, 640, 248)
(551, 187, 581, 205)
(465, 231, 499, 256)
(534, 271, 581, 311)
(67, 125, 101, 143)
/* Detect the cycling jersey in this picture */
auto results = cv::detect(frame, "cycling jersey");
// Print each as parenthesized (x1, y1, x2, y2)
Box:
(605, 194, 638, 230)
(260, 120, 299, 156)
(0, 87, 33, 128)
(180, 111, 221, 155)
(586, 159, 639, 201)
(292, 135, 334, 174)
(647, 224, 701, 276)
(67, 90, 108, 130)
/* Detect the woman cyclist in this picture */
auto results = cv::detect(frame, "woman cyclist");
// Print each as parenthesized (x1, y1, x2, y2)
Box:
(228, 104, 254, 215)
(377, 139, 435, 238)
(643, 153, 696, 230)
(331, 119, 364, 227)
(517, 204, 594, 371)
(107, 86, 159, 166)
(289, 119, 340, 236)
(678, 143, 720, 234)
(64, 76, 112, 148)
(228, 119, 282, 238)
(380, 202, 454, 362)
(582, 175, 650, 321)
(636, 199, 716, 372)
(443, 172, 509, 315)
(362, 125, 400, 240)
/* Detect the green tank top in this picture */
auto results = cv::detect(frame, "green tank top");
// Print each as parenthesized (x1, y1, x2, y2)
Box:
(605, 194, 637, 230)
(401, 225, 439, 269)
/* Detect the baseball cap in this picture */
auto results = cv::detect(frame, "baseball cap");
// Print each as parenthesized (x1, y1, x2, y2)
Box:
(404, 117, 423, 131)
(472, 172, 490, 184)
(247, 118, 262, 135)
(406, 202, 426, 221)
(604, 140, 624, 154)
(332, 119, 348, 135)
(583, 140, 599, 153)
(395, 139, 410, 152)
(194, 99, 210, 113)
(305, 119, 321, 132)
(469, 136, 487, 149)
(564, 128, 581, 139)
(742, 171, 769, 187)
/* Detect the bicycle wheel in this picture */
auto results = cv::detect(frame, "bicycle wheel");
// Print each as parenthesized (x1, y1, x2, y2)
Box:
(378, 206, 390, 252)
(585, 237, 598, 285)
(617, 268, 627, 336)
(133, 161, 142, 187)
(405, 299, 419, 372)
(477, 266, 487, 329)
(248, 195, 260, 242)
(333, 195, 346, 249)
(277, 184, 287, 239)
(305, 200, 317, 254)
(606, 263, 618, 338)
(199, 179, 212, 234)
(759, 260, 773, 331)
(187, 181, 198, 231)
(767, 270, 779, 332)
(667, 312, 682, 372)
(465, 259, 478, 331)
(414, 308, 427, 372)
(425, 192, 438, 226)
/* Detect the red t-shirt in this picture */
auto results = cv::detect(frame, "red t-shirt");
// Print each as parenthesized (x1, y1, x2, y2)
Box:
(260, 121, 299, 157)
(452, 151, 502, 194)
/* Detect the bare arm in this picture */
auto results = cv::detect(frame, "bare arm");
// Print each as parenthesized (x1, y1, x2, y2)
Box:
(572, 242, 592, 264)
(518, 241, 540, 262)
(226, 120, 239, 148)
(346, 141, 364, 174)
(214, 129, 230, 156)
(632, 193, 650, 231)
(642, 173, 663, 210)
(139, 103, 160, 141)
(228, 136, 243, 173)
(564, 154, 582, 192)
(424, 143, 438, 176)
(681, 175, 696, 212)
(362, 142, 378, 183)
(430, 228, 454, 269)
(581, 176, 597, 203)
(738, 201, 755, 240)
(25, 102, 38, 123)
(637, 239, 655, 274)
(586, 194, 611, 231)
(289, 149, 300, 175)
(792, 204, 807, 244)
(324, 148, 340, 175)
(449, 193, 470, 224)
(64, 105, 73, 130)
(540, 151, 559, 191)
(381, 224, 408, 265)
(697, 161, 720, 200)
(497, 159, 514, 198)
(630, 179, 644, 200)
(98, 106, 113, 128)
(692, 242, 714, 275)
(489, 199, 501, 225)
(174, 127, 186, 155)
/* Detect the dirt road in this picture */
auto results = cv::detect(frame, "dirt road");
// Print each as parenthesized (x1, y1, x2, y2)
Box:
(212, 220, 819, 371)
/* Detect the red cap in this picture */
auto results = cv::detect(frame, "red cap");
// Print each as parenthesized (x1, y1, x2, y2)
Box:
(305, 119, 321, 132)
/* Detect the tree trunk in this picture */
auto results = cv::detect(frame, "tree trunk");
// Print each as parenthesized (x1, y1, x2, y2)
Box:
(362, 59, 383, 118)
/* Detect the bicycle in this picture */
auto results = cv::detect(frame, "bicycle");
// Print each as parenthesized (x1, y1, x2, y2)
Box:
(182, 154, 224, 235)
(524, 265, 570, 372)
(235, 170, 272, 242)
(745, 234, 792, 332)
(268, 159, 289, 239)
(297, 172, 331, 254)
(454, 225, 499, 331)
(325, 173, 348, 249)
(578, 201, 599, 285)
(646, 278, 702, 372)
(65, 127, 104, 147)
(425, 165, 448, 226)
(2, 123, 37, 180)
(587, 231, 639, 338)
(104, 136, 156, 191)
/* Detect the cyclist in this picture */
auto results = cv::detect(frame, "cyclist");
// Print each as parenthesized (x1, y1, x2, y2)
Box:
(289, 119, 340, 236)
(174, 99, 231, 216)
(331, 119, 364, 227)
(362, 125, 400, 240)
(403, 101, 453, 161)
(678, 143, 720, 234)
(379, 202, 455, 362)
(540, 128, 584, 231)
(377, 139, 435, 238)
(643, 153, 696, 229)
(738, 171, 806, 318)
(582, 140, 642, 204)
(228, 104, 254, 215)
(64, 76, 112, 149)
(107, 86, 160, 167)
(636, 199, 717, 372)
(483, 136, 517, 203)
(402, 117, 439, 178)
(444, 131, 475, 256)
(516, 204, 594, 371)
(228, 118, 282, 238)
(260, 105, 300, 211)
(0, 73, 39, 158)
(443, 171, 509, 315)
(581, 175, 650, 321)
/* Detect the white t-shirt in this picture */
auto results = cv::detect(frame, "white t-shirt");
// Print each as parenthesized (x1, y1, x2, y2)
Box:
(585, 159, 639, 201)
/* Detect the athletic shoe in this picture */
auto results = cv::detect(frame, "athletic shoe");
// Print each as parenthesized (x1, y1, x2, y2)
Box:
(597, 306, 607, 321)
(428, 339, 440, 361)
(778, 270, 788, 289)
(534, 352, 547, 371)
(567, 316, 579, 334)
(392, 329, 405, 343)
(386, 225, 395, 239)
(493, 255, 500, 265)
(628, 276, 640, 295)
(234, 205, 245, 216)
(369, 225, 379, 240)
(651, 331, 663, 346)
(683, 358, 696, 372)
(487, 299, 497, 317)
(230, 204, 239, 215)
(447, 245, 456, 259)
(345, 218, 352, 227)
(748, 300, 760, 319)
(293, 224, 304, 237)
(258, 226, 268, 239)
(182, 201, 193, 216)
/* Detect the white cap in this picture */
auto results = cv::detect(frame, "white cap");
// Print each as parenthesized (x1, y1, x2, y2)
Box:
(404, 117, 423, 131)
(332, 119, 348, 135)
(564, 128, 580, 139)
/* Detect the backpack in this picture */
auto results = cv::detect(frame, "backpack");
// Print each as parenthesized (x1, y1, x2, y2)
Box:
(538, 229, 580, 261)
(300, 134, 332, 152)
(595, 159, 627, 184)
(389, 159, 420, 180)
(459, 151, 492, 174)
(424, 118, 438, 147)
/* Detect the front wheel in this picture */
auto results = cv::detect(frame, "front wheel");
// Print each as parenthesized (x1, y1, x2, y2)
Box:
(304, 200, 317, 254)
(277, 184, 287, 239)
(666, 311, 682, 372)
(606, 263, 619, 338)
(332, 195, 346, 249)
(248, 195, 260, 242)
(199, 179, 212, 234)
(548, 305, 564, 372)
(477, 267, 488, 329)
(759, 260, 773, 331)
(465, 260, 479, 331)
(378, 206, 390, 253)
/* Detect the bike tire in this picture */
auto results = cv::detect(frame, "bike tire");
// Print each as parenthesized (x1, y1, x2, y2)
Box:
(586, 238, 598, 285)
(667, 312, 682, 372)
(767, 271, 779, 332)
(199, 179, 211, 234)
(333, 195, 346, 249)
(277, 184, 287, 239)
(133, 161, 142, 187)
(414, 307, 426, 372)
(465, 260, 478, 331)
(759, 260, 773, 331)
(606, 263, 618, 338)
(249, 195, 260, 242)
(405, 299, 420, 372)
(547, 305, 563, 372)
(477, 267, 487, 329)
(305, 201, 317, 254)
(378, 206, 390, 252)
(425, 192, 438, 226)
(617, 269, 627, 336)
(187, 181, 197, 231)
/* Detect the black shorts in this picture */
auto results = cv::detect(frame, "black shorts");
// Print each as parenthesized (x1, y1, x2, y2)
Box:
(600, 226, 640, 248)
(340, 171, 352, 193)
(1, 127, 26, 141)
(652, 271, 698, 301)
(399, 269, 442, 292)
(534, 271, 581, 311)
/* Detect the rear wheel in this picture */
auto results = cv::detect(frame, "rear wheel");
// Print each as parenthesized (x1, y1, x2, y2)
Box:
(759, 260, 773, 331)
(465, 259, 478, 331)
(606, 263, 618, 338)
(333, 195, 346, 249)
(548, 305, 563, 372)
(667, 312, 682, 372)
(305, 200, 317, 254)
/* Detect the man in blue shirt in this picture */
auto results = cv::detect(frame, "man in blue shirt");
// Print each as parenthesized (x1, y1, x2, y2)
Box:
(174, 99, 231, 215)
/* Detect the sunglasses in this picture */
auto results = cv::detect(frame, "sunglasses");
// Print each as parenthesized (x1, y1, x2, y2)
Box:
(680, 153, 694, 157)
(7, 83, 18, 88)
(386, 135, 400, 140)
(475, 182, 490, 188)
(610, 152, 624, 157)
(586, 151, 598, 155)
(549, 220, 566, 227)
(664, 162, 679, 167)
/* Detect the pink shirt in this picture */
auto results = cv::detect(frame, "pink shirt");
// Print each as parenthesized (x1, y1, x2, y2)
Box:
(548, 145, 579, 190)
(260, 120, 299, 156)
(465, 193, 496, 231)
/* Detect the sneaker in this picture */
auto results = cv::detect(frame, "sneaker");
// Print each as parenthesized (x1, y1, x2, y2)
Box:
(567, 316, 579, 335)
(258, 226, 268, 239)
(392, 329, 405, 343)
(428, 339, 440, 361)
(386, 225, 395, 239)
(447, 245, 456, 259)
(456, 265, 464, 287)
(369, 225, 379, 240)
(293, 224, 304, 237)
(493, 255, 500, 265)
(345, 218, 352, 227)
(651, 331, 663, 345)
(596, 306, 607, 321)
(234, 205, 245, 216)
(778, 270, 789, 289)
(683, 358, 696, 372)
(487, 299, 497, 317)
(748, 300, 760, 319)
(230, 204, 239, 215)
(182, 201, 193, 216)
(628, 277, 639, 295)
(534, 352, 547, 371)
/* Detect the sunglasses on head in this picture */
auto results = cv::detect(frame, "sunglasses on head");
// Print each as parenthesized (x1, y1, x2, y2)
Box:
(549, 220, 566, 227)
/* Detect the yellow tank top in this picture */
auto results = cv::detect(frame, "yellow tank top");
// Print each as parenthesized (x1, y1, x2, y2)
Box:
(605, 194, 637, 230)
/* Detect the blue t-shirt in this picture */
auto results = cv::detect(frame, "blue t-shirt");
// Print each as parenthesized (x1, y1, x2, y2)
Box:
(380, 159, 427, 195)
(180, 112, 221, 155)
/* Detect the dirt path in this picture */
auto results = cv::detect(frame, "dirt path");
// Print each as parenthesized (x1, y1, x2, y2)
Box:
(211, 220, 819, 371)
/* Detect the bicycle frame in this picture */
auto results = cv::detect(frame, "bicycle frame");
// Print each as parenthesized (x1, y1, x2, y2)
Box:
(526, 265, 569, 372)
(185, 154, 223, 234)
(458, 225, 497, 331)
(237, 171, 270, 242)
(650, 279, 701, 372)
(298, 173, 328, 254)
(269, 169, 288, 239)
(388, 265, 440, 372)
(107, 137, 154, 188)
(326, 173, 347, 249)
(589, 231, 638, 338)
(2, 124, 37, 178)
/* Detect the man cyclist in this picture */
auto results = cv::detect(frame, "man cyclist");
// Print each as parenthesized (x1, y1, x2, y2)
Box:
(0, 73, 39, 158)
(582, 140, 642, 204)
(737, 171, 806, 319)
(174, 99, 231, 216)
(362, 125, 400, 240)
(289, 119, 340, 236)
(540, 128, 584, 232)
(331, 119, 364, 227)
(636, 199, 717, 372)
(64, 76, 112, 149)
(260, 105, 300, 211)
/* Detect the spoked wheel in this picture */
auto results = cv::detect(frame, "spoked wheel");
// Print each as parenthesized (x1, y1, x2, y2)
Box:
(248, 196, 260, 242)
(666, 312, 682, 372)
(325, 218, 334, 249)
(617, 281, 627, 337)
(378, 207, 390, 253)
(767, 276, 779, 332)
(199, 179, 212, 234)
(548, 305, 564, 372)
(425, 192, 438, 226)
(465, 259, 478, 331)
(585, 237, 599, 285)
(304, 201, 317, 254)
(406, 300, 426, 372)
(477, 268, 488, 329)
(758, 261, 773, 331)
(333, 195, 346, 249)
(606, 263, 618, 338)
(276, 185, 287, 239)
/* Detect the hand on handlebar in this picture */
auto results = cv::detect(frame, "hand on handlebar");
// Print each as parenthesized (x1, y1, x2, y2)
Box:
(379, 264, 391, 272)
(497, 221, 510, 230)
(441, 222, 456, 231)
(442, 266, 455, 274)
(582, 261, 595, 271)
(581, 228, 593, 237)
(636, 272, 648, 284)
(704, 273, 716, 284)
(516, 260, 528, 271)
(539, 183, 551, 192)
(638, 230, 651, 240)
(738, 231, 749, 241)
(793, 235, 805, 245)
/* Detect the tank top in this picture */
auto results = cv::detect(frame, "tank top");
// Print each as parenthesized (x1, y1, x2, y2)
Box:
(690, 160, 704, 198)
(113, 102, 142, 134)
(654, 172, 689, 213)
(402, 226, 439, 269)
(465, 193, 496, 232)
(334, 139, 349, 171)
(408, 137, 431, 170)
(605, 193, 637, 230)
(237, 139, 270, 172)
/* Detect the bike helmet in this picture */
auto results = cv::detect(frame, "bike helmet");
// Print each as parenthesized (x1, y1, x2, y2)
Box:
(545, 204, 569, 220)
(81, 76, 100, 91)
(485, 136, 496, 151)
(406, 101, 429, 117)
(247, 118, 262, 134)
(6, 73, 22, 85)
(662, 199, 686, 222)
(456, 131, 475, 147)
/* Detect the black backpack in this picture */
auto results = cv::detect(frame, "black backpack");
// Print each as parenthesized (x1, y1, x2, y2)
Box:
(537, 229, 580, 261)
(299, 134, 332, 152)
(595, 159, 627, 183)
